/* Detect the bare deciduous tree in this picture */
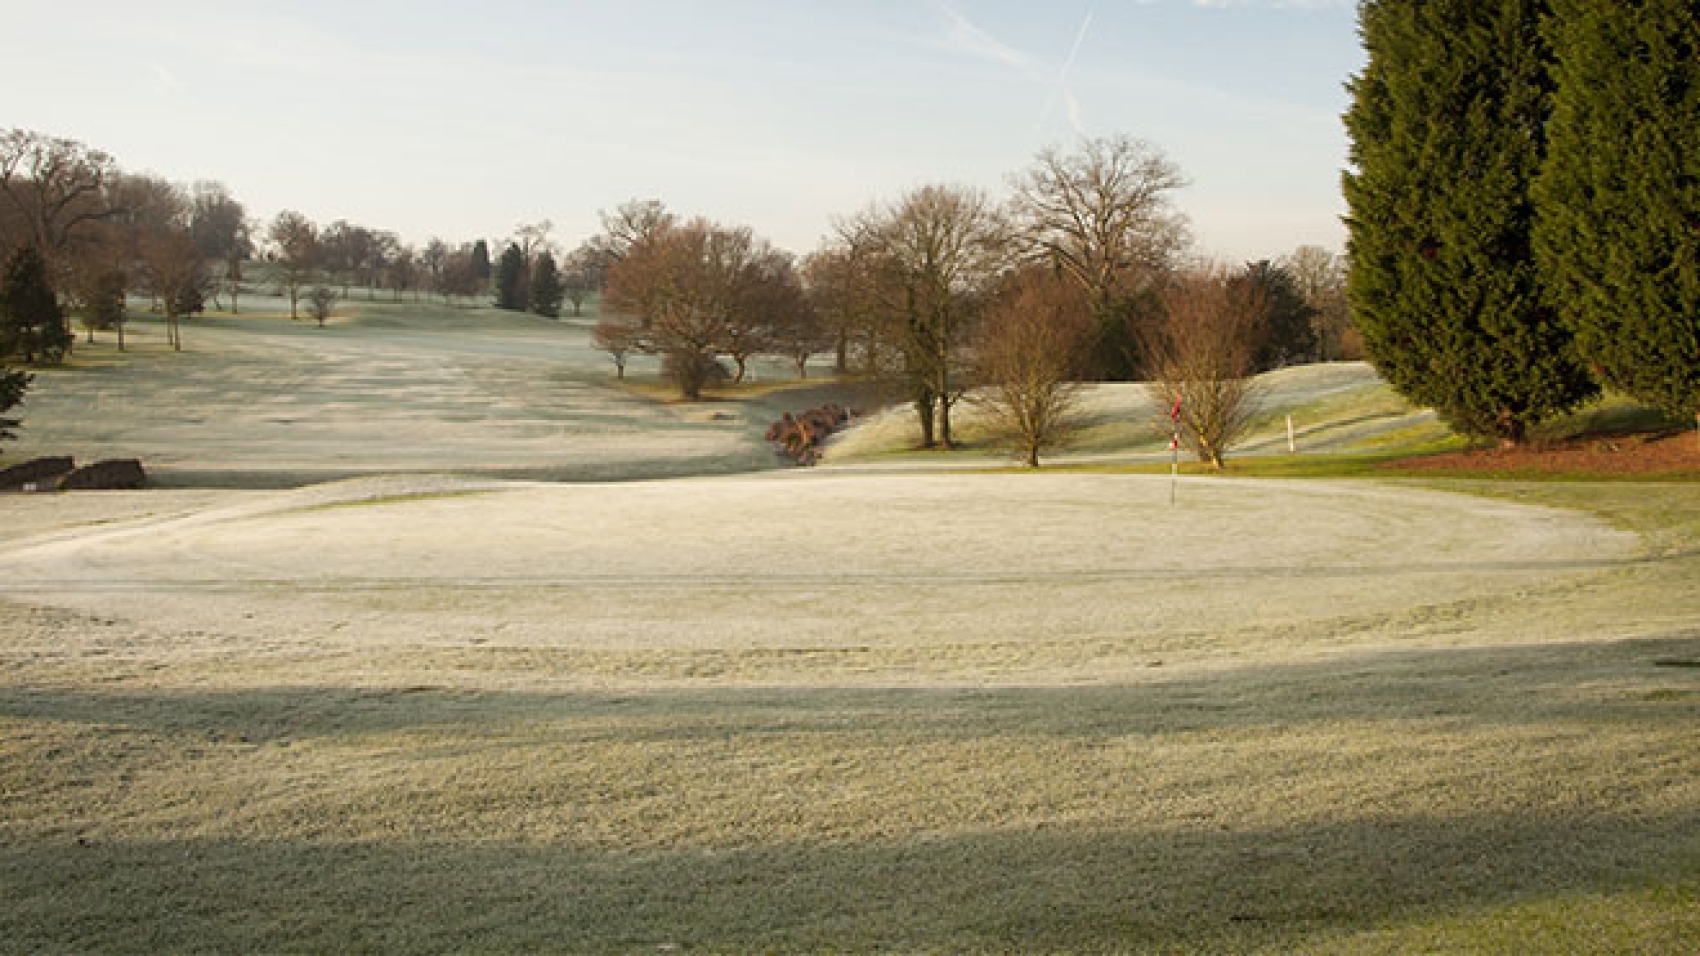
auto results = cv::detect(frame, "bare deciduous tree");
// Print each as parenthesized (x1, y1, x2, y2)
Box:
(1139, 268, 1268, 470)
(597, 199, 673, 261)
(1010, 134, 1189, 379)
(847, 184, 1010, 449)
(189, 181, 250, 312)
(146, 228, 207, 351)
(420, 239, 449, 301)
(1279, 245, 1355, 361)
(591, 314, 641, 379)
(974, 269, 1094, 467)
(267, 210, 317, 319)
(724, 244, 804, 383)
(603, 218, 752, 399)
(512, 220, 554, 264)
(771, 293, 830, 379)
(803, 241, 892, 376)
(0, 130, 120, 261)
(560, 242, 604, 316)
(438, 243, 484, 303)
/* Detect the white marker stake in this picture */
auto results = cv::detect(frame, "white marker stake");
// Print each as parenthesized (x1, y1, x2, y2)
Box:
(1287, 414, 1296, 454)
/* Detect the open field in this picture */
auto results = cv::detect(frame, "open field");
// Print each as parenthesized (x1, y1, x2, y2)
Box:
(2, 299, 1697, 951)
(9, 298, 856, 487)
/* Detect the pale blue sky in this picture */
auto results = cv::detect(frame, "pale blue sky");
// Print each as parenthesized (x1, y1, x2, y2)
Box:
(3, 0, 1362, 260)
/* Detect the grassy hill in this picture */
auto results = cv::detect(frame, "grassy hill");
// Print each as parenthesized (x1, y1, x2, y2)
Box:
(0, 295, 1695, 952)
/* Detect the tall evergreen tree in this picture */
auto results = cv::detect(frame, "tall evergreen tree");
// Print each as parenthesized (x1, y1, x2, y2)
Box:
(1343, 0, 1595, 445)
(470, 240, 492, 288)
(529, 250, 564, 318)
(0, 244, 70, 365)
(493, 243, 527, 311)
(1535, 0, 1700, 429)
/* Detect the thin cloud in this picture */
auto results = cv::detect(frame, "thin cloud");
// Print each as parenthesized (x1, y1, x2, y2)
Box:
(931, 1, 1034, 70)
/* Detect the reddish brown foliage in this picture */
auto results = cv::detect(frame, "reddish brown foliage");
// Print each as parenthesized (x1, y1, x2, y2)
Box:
(767, 404, 857, 466)
(1388, 430, 1700, 476)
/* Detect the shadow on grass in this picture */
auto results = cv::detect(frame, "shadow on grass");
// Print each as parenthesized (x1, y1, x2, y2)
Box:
(2, 811, 1695, 952)
(2, 635, 1695, 747)
(3, 636, 1696, 950)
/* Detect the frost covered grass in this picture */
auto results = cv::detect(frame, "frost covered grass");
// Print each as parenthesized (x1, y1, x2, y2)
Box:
(1, 475, 1696, 951)
(7, 297, 851, 487)
(1, 305, 1695, 951)
(822, 362, 1455, 466)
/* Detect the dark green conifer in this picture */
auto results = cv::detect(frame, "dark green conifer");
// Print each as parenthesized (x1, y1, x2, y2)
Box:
(529, 251, 564, 318)
(0, 244, 71, 365)
(0, 363, 28, 450)
(493, 243, 527, 311)
(470, 240, 492, 284)
(1235, 260, 1317, 370)
(1535, 0, 1700, 427)
(1343, 0, 1595, 445)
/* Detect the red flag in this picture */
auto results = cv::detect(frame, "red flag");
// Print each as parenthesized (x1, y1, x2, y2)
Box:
(1169, 394, 1182, 422)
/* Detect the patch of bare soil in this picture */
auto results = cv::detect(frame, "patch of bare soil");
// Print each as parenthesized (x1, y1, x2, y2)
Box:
(1391, 429, 1700, 477)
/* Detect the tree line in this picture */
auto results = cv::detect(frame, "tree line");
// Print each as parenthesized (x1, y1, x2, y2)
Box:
(0, 125, 1358, 467)
(590, 136, 1355, 465)
(0, 129, 616, 351)
(1345, 0, 1698, 446)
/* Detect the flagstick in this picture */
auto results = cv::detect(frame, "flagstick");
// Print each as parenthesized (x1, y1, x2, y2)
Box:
(1169, 393, 1183, 506)
(1170, 429, 1179, 506)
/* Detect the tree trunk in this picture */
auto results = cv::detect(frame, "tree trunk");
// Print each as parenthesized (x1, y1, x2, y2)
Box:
(915, 391, 936, 448)
(935, 360, 955, 450)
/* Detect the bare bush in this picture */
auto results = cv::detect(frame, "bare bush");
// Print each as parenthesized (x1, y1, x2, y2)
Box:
(1140, 268, 1268, 470)
(973, 269, 1093, 467)
(592, 315, 641, 380)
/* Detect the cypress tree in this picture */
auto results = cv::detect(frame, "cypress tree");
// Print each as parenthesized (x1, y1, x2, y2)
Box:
(493, 243, 527, 311)
(470, 240, 492, 285)
(1535, 0, 1700, 429)
(0, 244, 71, 366)
(1343, 0, 1595, 445)
(529, 250, 564, 318)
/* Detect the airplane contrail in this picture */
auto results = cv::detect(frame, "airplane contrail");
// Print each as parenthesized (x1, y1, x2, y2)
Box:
(1037, 8, 1096, 137)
